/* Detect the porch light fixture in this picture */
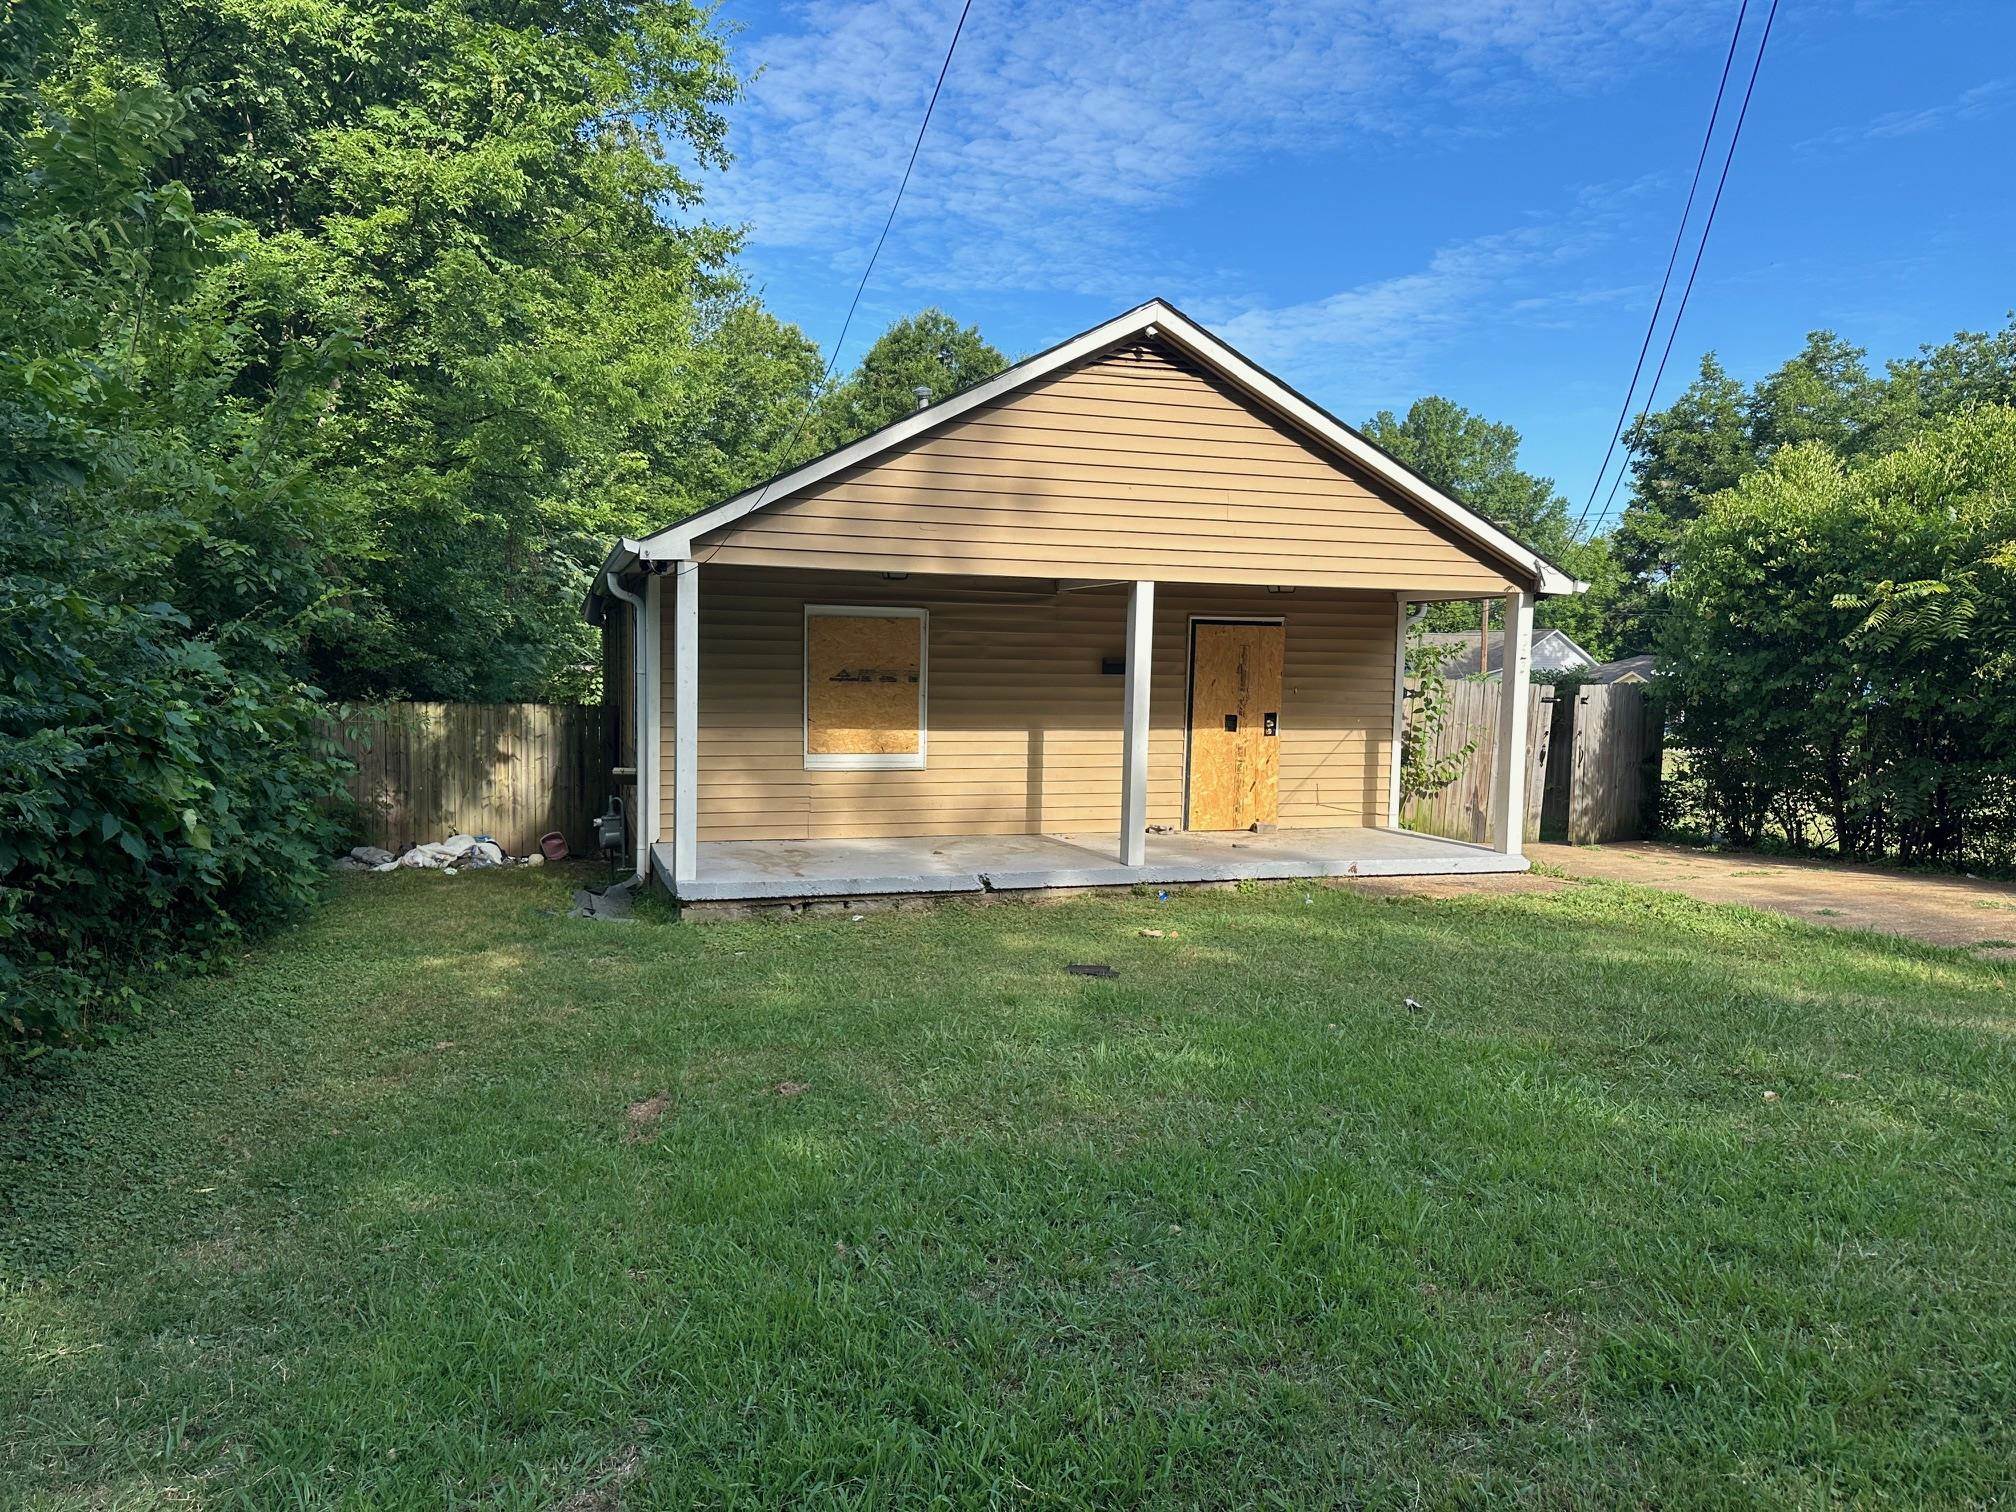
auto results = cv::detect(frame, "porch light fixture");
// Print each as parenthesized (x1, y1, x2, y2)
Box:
(880, 572, 909, 580)
(1267, 585, 1295, 594)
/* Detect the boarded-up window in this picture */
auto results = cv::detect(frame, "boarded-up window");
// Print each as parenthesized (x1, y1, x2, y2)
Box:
(804, 607, 927, 770)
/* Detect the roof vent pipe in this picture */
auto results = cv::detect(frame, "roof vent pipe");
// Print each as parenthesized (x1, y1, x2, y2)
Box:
(913, 384, 931, 411)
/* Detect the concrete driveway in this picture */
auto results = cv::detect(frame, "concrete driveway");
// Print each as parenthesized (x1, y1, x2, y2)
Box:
(1525, 841, 2016, 957)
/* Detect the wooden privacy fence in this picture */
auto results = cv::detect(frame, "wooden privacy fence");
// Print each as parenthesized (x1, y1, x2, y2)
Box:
(328, 702, 607, 857)
(1402, 679, 1661, 846)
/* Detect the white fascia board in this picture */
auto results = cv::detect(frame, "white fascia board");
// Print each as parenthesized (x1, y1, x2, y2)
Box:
(629, 298, 1583, 597)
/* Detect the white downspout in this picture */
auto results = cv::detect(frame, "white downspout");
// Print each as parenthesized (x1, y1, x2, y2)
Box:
(602, 570, 651, 885)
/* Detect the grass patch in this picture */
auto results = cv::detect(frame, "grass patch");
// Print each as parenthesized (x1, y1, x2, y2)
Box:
(4, 869, 2014, 1505)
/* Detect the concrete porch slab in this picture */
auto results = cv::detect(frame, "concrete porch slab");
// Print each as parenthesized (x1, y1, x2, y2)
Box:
(654, 827, 1525, 904)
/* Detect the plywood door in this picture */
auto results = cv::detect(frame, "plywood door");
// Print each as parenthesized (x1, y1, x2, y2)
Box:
(1186, 621, 1284, 830)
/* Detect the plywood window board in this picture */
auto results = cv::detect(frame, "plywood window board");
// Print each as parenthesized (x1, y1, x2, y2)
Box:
(804, 606, 927, 770)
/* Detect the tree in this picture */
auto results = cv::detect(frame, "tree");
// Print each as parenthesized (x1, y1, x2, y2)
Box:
(69, 0, 822, 701)
(1604, 325, 2007, 655)
(1609, 336, 1878, 656)
(1661, 407, 2016, 865)
(1747, 331, 1879, 460)
(1867, 314, 2016, 454)
(1604, 355, 1752, 652)
(1, 35, 349, 1062)
(1363, 397, 1617, 654)
(804, 310, 1008, 455)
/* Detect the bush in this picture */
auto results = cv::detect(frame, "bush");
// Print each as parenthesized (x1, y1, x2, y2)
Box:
(0, 557, 348, 1061)
(1661, 406, 2016, 869)
(1, 33, 350, 1066)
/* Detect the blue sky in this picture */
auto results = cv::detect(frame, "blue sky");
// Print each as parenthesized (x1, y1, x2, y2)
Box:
(694, 0, 2015, 531)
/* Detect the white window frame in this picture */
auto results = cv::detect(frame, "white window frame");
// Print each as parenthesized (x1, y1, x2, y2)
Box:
(803, 605, 929, 771)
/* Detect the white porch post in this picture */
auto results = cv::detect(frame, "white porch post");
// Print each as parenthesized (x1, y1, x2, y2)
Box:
(671, 559, 700, 884)
(1119, 580, 1155, 867)
(1492, 589, 1535, 855)
(1387, 594, 1409, 828)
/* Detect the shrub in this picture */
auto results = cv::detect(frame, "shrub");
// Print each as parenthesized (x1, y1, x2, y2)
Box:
(0, 557, 348, 1061)
(1661, 406, 2016, 869)
(1, 37, 350, 1065)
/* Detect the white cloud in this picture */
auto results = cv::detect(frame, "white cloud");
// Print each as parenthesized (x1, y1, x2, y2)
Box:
(702, 0, 1724, 301)
(1796, 77, 2012, 152)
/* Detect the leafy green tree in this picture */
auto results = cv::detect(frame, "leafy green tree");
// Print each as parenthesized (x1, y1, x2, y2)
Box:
(1366, 398, 1571, 557)
(1609, 336, 1877, 656)
(2, 40, 349, 1063)
(804, 310, 1008, 455)
(70, 0, 821, 701)
(1607, 323, 2013, 654)
(1867, 314, 2016, 453)
(1364, 397, 1617, 654)
(1605, 355, 1753, 651)
(1747, 331, 1879, 460)
(1662, 407, 2016, 865)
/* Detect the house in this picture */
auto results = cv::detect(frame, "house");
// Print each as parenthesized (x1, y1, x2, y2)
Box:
(1588, 654, 1656, 685)
(1420, 627, 1596, 679)
(587, 300, 1582, 904)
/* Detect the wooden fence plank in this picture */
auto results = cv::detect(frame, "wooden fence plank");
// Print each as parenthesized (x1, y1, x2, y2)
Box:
(1402, 678, 1659, 847)
(329, 703, 606, 856)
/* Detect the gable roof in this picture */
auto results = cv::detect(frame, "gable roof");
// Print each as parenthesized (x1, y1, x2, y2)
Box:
(1589, 655, 1657, 685)
(1422, 628, 1597, 678)
(588, 299, 1583, 618)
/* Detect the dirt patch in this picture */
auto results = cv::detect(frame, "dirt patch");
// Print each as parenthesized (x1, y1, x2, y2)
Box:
(773, 1081, 810, 1098)
(552, 1444, 645, 1511)
(622, 1095, 671, 1143)
(177, 1232, 252, 1274)
(1529, 841, 2016, 954)
(1340, 873, 1569, 903)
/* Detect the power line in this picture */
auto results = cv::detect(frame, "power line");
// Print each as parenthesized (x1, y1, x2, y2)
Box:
(1574, 0, 1750, 537)
(822, 0, 976, 390)
(1589, 0, 1780, 533)
(747, 0, 976, 513)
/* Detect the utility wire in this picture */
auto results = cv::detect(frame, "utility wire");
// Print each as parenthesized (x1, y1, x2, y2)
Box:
(1588, 0, 1780, 534)
(744, 0, 976, 515)
(1574, 0, 1750, 536)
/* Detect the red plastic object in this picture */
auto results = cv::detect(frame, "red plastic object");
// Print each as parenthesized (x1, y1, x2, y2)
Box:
(539, 831, 568, 861)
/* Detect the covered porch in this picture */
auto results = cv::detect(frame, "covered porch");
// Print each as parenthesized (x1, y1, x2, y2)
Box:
(627, 563, 1540, 903)
(654, 824, 1522, 903)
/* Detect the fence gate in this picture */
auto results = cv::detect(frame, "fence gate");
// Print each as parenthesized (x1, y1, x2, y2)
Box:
(1403, 679, 1659, 847)
(1551, 683, 1661, 844)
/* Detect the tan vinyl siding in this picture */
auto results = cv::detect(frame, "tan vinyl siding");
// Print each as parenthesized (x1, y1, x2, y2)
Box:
(691, 340, 1519, 593)
(661, 569, 1395, 842)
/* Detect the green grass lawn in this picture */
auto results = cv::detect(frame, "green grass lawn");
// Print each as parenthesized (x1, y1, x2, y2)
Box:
(4, 869, 2014, 1507)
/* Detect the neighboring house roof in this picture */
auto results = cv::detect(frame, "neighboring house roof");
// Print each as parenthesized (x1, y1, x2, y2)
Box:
(1421, 628, 1598, 678)
(585, 298, 1583, 620)
(1588, 655, 1657, 685)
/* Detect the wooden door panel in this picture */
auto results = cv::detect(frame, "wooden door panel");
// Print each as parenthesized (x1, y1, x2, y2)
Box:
(1186, 622, 1284, 830)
